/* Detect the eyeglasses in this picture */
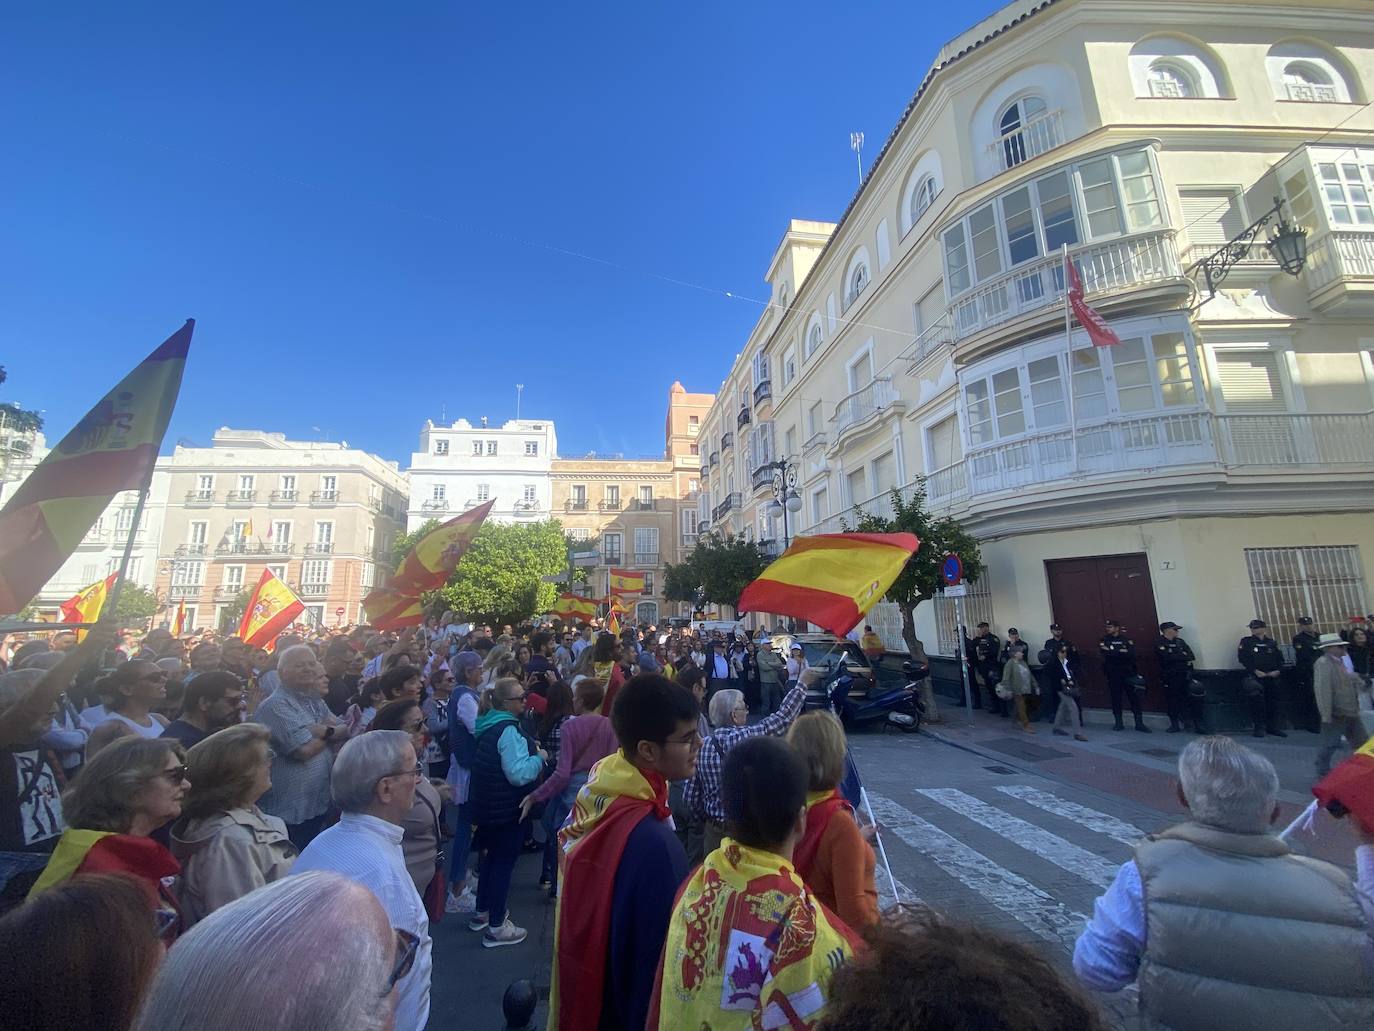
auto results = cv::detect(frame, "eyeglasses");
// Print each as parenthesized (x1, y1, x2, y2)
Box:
(161, 764, 190, 784)
(662, 730, 703, 747)
(380, 928, 420, 997)
(504, 693, 526, 704)
(380, 761, 424, 781)
(732, 705, 749, 714)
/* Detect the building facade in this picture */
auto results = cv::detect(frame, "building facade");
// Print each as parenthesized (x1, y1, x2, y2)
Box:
(696, 0, 1374, 710)
(155, 429, 408, 631)
(406, 419, 556, 529)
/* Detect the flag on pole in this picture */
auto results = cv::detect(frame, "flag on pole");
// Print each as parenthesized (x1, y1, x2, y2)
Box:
(0, 320, 193, 615)
(58, 573, 118, 640)
(737, 532, 919, 638)
(602, 594, 628, 614)
(607, 608, 621, 635)
(608, 568, 646, 596)
(391, 500, 494, 594)
(237, 569, 305, 650)
(1313, 728, 1374, 834)
(361, 585, 427, 631)
(173, 599, 186, 636)
(243, 519, 254, 539)
(1064, 254, 1121, 347)
(551, 593, 598, 623)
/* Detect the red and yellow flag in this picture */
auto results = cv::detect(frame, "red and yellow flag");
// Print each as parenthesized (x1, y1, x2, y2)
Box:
(737, 531, 920, 638)
(602, 594, 628, 614)
(606, 609, 621, 635)
(391, 500, 494, 594)
(58, 573, 118, 639)
(362, 586, 426, 631)
(237, 569, 305, 650)
(608, 568, 646, 596)
(173, 599, 186, 636)
(0, 321, 193, 615)
(1313, 726, 1374, 834)
(551, 593, 597, 623)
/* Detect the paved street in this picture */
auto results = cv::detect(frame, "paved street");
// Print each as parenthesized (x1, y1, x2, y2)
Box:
(429, 707, 1357, 1030)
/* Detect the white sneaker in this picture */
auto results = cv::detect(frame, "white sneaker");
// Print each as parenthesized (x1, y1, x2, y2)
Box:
(482, 919, 527, 948)
(445, 887, 477, 915)
(467, 910, 490, 932)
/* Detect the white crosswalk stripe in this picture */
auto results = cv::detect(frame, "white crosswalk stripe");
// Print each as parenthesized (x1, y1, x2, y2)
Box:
(868, 792, 1089, 951)
(994, 784, 1151, 846)
(917, 788, 1121, 889)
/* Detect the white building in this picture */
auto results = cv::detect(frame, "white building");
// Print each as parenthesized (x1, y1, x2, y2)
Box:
(406, 418, 558, 530)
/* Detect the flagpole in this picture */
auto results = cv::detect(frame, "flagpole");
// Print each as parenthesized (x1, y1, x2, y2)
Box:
(1062, 243, 1079, 477)
(860, 786, 901, 903)
(105, 466, 157, 628)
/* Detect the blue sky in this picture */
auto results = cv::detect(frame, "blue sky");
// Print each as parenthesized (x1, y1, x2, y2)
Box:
(1, 2, 1005, 464)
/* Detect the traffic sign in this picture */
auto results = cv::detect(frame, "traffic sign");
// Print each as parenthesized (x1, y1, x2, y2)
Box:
(572, 554, 600, 568)
(941, 553, 963, 586)
(334, 607, 344, 616)
(943, 583, 968, 598)
(541, 574, 566, 584)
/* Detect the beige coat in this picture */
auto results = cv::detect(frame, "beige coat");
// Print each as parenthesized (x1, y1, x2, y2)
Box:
(171, 806, 296, 926)
(1312, 653, 1363, 723)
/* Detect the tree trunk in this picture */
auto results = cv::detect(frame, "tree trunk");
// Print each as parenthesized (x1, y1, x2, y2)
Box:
(901, 602, 939, 723)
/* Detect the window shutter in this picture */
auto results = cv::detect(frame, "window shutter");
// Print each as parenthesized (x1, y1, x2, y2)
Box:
(1214, 351, 1285, 412)
(1180, 189, 1245, 247)
(927, 414, 962, 470)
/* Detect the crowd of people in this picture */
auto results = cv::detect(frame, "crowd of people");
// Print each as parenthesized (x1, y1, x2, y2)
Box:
(0, 609, 1372, 1030)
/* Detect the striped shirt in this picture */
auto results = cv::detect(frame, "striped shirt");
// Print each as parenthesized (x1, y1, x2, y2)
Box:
(293, 813, 432, 1031)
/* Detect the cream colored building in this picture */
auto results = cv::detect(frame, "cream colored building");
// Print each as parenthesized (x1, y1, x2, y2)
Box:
(155, 429, 409, 632)
(697, 0, 1374, 712)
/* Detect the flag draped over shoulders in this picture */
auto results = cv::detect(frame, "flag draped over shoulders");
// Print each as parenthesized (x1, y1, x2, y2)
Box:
(549, 750, 669, 1031)
(649, 838, 862, 1031)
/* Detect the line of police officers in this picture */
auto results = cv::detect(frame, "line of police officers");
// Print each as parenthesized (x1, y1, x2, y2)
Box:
(962, 616, 1329, 737)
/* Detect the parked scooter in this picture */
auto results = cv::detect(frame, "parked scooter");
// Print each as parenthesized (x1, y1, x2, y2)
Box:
(828, 660, 928, 732)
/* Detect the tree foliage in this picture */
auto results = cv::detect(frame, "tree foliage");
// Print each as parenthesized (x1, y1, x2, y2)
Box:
(664, 532, 767, 611)
(843, 485, 984, 658)
(390, 518, 568, 626)
(108, 583, 160, 628)
(216, 589, 252, 633)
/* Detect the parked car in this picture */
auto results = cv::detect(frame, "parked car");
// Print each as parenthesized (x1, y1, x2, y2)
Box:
(771, 633, 878, 707)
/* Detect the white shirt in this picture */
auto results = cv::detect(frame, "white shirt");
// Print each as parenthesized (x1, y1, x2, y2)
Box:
(293, 813, 432, 1031)
(99, 711, 166, 740)
(572, 637, 592, 659)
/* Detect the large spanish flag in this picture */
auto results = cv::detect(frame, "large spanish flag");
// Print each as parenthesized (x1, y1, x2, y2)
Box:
(1313, 726, 1374, 834)
(391, 500, 494, 594)
(173, 599, 187, 636)
(237, 569, 305, 650)
(363, 586, 426, 631)
(602, 594, 628, 614)
(551, 593, 597, 623)
(59, 573, 118, 640)
(608, 568, 646, 596)
(737, 532, 919, 638)
(0, 321, 193, 615)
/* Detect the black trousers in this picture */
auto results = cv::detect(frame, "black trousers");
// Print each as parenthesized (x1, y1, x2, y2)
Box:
(1249, 675, 1283, 732)
(1162, 669, 1206, 731)
(285, 812, 328, 852)
(1107, 673, 1142, 722)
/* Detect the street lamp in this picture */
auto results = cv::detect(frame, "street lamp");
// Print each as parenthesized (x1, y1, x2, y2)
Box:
(1188, 194, 1308, 299)
(763, 457, 803, 549)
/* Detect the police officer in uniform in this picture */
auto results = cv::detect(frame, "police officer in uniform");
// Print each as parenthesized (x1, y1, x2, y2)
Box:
(1039, 624, 1081, 724)
(1100, 618, 1149, 733)
(1291, 615, 1322, 733)
(1000, 627, 1030, 663)
(1155, 621, 1202, 734)
(964, 621, 1001, 712)
(1237, 618, 1288, 738)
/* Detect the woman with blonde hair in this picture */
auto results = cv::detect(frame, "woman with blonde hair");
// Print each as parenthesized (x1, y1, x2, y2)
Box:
(786, 709, 878, 929)
(171, 723, 296, 926)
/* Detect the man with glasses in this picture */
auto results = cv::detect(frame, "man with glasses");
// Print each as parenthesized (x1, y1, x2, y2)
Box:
(161, 671, 245, 749)
(293, 730, 432, 1031)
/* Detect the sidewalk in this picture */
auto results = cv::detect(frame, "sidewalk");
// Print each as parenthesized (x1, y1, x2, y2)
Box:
(920, 702, 1358, 868)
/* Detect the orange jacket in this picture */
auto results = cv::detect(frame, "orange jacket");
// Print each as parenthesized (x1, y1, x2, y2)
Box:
(807, 805, 879, 930)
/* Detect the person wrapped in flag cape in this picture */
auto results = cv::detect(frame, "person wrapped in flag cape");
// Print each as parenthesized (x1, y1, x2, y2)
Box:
(648, 736, 863, 1030)
(549, 674, 701, 1031)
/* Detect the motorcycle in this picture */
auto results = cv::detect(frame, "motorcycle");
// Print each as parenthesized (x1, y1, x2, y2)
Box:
(827, 660, 928, 733)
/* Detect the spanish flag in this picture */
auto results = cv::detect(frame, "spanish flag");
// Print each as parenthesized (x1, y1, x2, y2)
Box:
(608, 568, 646, 596)
(603, 594, 628, 614)
(173, 599, 186, 636)
(237, 569, 305, 650)
(362, 586, 426, 631)
(737, 532, 919, 638)
(0, 321, 193, 615)
(391, 500, 494, 594)
(1313, 726, 1374, 834)
(59, 573, 118, 640)
(551, 593, 597, 623)
(606, 608, 621, 635)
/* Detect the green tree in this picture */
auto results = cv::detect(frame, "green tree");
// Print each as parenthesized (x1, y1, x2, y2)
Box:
(668, 532, 767, 613)
(216, 589, 253, 634)
(842, 484, 984, 659)
(663, 551, 702, 605)
(107, 583, 160, 629)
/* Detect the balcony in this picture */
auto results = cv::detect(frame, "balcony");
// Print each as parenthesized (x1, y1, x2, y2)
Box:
(634, 552, 659, 566)
(420, 499, 450, 513)
(215, 541, 269, 557)
(737, 406, 752, 430)
(926, 461, 970, 505)
(721, 431, 734, 452)
(712, 492, 742, 520)
(304, 542, 334, 555)
(696, 520, 710, 535)
(298, 582, 330, 598)
(600, 498, 622, 511)
(215, 584, 246, 600)
(831, 378, 904, 445)
(269, 542, 295, 555)
(1303, 230, 1374, 315)
(631, 498, 657, 511)
(948, 230, 1183, 347)
(751, 464, 776, 492)
(759, 538, 784, 559)
(565, 498, 590, 512)
(175, 543, 207, 557)
(310, 490, 339, 506)
(987, 108, 1064, 175)
(1216, 411, 1374, 467)
(709, 451, 720, 468)
(185, 491, 216, 506)
(513, 501, 542, 516)
(269, 490, 299, 505)
(753, 380, 772, 407)
(600, 550, 623, 565)
(802, 429, 828, 453)
(168, 585, 201, 600)
(225, 490, 257, 506)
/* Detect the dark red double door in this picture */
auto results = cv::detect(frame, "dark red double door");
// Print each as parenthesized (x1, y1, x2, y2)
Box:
(1045, 553, 1164, 712)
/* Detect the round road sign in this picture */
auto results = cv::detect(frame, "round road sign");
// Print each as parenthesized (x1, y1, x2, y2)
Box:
(941, 553, 963, 586)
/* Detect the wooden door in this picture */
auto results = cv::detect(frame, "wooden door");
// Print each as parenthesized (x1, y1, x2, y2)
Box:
(1046, 554, 1164, 711)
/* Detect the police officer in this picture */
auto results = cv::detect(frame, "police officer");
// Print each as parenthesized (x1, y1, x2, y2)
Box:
(1237, 618, 1287, 738)
(1291, 615, 1322, 733)
(965, 621, 1001, 712)
(1100, 618, 1149, 733)
(1038, 624, 1079, 724)
(1000, 627, 1030, 664)
(1155, 621, 1202, 734)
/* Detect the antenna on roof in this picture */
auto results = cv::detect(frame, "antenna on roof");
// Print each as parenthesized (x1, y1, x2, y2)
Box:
(516, 384, 524, 421)
(850, 131, 865, 186)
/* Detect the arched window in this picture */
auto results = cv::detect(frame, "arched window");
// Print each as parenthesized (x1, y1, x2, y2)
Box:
(847, 262, 869, 305)
(1283, 60, 1336, 102)
(636, 601, 658, 625)
(805, 319, 823, 360)
(1146, 60, 1198, 98)
(998, 95, 1048, 168)
(910, 175, 937, 225)
(1267, 42, 1355, 104)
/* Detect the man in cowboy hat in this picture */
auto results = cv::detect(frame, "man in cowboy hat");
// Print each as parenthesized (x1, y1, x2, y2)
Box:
(1313, 633, 1369, 778)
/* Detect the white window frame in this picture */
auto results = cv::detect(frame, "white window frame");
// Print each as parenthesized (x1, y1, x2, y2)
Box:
(435, 439, 449, 455)
(314, 521, 334, 545)
(432, 483, 446, 501)
(266, 564, 286, 581)
(523, 484, 537, 503)
(486, 440, 498, 456)
(1146, 60, 1199, 98)
(524, 440, 538, 456)
(472, 440, 483, 456)
(222, 565, 245, 590)
(804, 315, 824, 361)
(781, 346, 797, 388)
(843, 248, 872, 311)
(476, 483, 491, 501)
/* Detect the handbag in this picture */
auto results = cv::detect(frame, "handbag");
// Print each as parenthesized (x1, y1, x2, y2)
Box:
(418, 789, 448, 923)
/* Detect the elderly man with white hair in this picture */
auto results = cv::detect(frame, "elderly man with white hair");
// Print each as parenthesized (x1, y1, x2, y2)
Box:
(292, 731, 432, 1031)
(1074, 735, 1374, 1028)
(254, 644, 345, 849)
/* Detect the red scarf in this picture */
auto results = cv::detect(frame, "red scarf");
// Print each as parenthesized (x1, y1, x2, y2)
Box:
(792, 789, 852, 883)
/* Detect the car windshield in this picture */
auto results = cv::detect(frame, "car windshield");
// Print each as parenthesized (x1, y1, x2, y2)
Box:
(800, 641, 869, 672)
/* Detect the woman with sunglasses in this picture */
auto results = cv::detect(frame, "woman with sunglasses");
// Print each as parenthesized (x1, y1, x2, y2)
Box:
(29, 736, 189, 939)
(92, 661, 171, 740)
(371, 699, 451, 905)
(171, 723, 296, 927)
